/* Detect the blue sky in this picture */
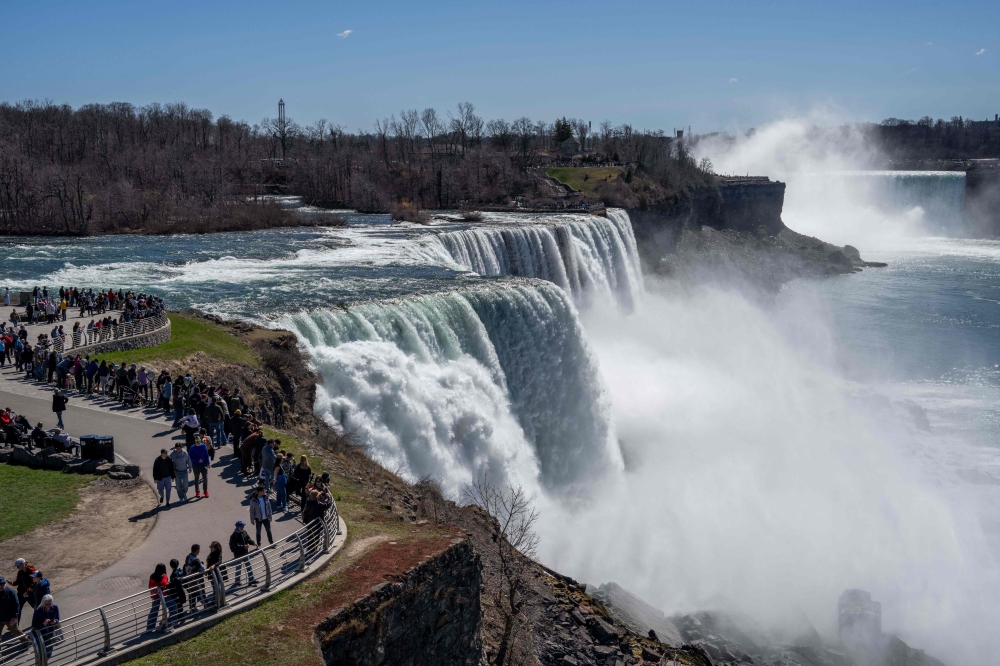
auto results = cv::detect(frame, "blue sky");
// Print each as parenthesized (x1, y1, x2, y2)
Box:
(2, 0, 997, 133)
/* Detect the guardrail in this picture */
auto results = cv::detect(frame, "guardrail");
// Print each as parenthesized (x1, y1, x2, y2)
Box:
(49, 312, 169, 354)
(0, 503, 339, 666)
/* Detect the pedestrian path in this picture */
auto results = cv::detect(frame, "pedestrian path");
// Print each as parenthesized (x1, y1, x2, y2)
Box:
(0, 366, 303, 623)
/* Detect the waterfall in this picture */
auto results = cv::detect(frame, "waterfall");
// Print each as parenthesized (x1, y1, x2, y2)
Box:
(280, 280, 620, 495)
(418, 209, 644, 309)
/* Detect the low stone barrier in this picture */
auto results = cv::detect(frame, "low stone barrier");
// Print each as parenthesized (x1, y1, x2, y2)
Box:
(0, 444, 140, 479)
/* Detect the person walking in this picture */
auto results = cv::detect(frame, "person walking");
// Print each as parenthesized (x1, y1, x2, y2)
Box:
(169, 443, 192, 502)
(203, 399, 225, 450)
(249, 486, 274, 546)
(0, 576, 24, 641)
(13, 559, 37, 619)
(51, 390, 68, 429)
(189, 437, 210, 499)
(228, 521, 257, 587)
(293, 455, 312, 509)
(152, 449, 175, 507)
(29, 571, 50, 610)
(145, 564, 170, 632)
(31, 595, 60, 659)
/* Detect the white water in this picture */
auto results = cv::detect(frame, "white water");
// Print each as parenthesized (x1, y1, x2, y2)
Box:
(413, 209, 644, 309)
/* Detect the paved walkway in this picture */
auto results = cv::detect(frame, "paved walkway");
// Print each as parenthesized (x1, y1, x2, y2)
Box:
(0, 365, 302, 625)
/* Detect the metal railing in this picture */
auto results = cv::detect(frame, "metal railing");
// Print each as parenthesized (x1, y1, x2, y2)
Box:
(48, 312, 169, 354)
(0, 503, 339, 666)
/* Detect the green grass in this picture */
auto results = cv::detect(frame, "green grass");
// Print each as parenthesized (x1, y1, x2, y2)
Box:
(0, 466, 91, 541)
(261, 426, 323, 474)
(98, 313, 260, 367)
(546, 167, 623, 195)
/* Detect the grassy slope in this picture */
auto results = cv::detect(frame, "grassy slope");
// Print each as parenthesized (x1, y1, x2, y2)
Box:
(99, 313, 260, 367)
(546, 166, 623, 195)
(0, 466, 90, 541)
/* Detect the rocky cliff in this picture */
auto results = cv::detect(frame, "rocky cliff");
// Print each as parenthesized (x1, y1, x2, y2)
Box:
(628, 178, 884, 288)
(313, 541, 483, 666)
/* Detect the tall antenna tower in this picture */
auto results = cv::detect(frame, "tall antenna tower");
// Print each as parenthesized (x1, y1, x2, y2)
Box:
(278, 99, 285, 125)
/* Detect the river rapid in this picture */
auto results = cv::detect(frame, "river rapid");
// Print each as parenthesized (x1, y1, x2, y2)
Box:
(1, 180, 997, 661)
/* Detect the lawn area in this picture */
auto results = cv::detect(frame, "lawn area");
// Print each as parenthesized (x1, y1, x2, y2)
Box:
(99, 313, 260, 368)
(546, 166, 623, 195)
(0, 466, 91, 541)
(261, 426, 323, 474)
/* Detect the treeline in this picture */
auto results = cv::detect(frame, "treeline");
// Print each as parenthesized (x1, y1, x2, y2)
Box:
(0, 99, 709, 235)
(863, 115, 1000, 161)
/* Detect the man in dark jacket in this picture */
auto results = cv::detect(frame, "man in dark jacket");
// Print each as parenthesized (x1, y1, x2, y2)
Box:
(152, 449, 174, 506)
(51, 390, 68, 429)
(29, 571, 50, 609)
(228, 521, 257, 586)
(167, 559, 186, 624)
(0, 576, 24, 640)
(203, 400, 224, 449)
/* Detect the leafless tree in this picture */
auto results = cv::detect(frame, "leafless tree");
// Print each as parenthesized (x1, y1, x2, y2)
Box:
(464, 476, 540, 666)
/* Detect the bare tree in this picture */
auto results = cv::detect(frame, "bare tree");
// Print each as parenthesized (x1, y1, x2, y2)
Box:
(464, 476, 540, 666)
(512, 117, 536, 170)
(487, 118, 513, 155)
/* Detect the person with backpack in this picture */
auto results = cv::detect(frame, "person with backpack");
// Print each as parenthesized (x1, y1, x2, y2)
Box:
(167, 559, 186, 624)
(51, 390, 68, 429)
(29, 571, 50, 609)
(228, 521, 257, 587)
(249, 486, 274, 546)
(14, 558, 37, 618)
(189, 437, 210, 499)
(152, 449, 175, 507)
(183, 545, 207, 614)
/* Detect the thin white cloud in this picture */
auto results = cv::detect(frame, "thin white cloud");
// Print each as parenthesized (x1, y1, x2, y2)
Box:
(337, 29, 353, 38)
(904, 68, 918, 75)
(926, 41, 933, 45)
(728, 77, 738, 84)
(976, 48, 986, 55)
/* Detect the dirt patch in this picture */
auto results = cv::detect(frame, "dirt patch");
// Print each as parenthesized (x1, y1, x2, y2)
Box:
(0, 480, 158, 593)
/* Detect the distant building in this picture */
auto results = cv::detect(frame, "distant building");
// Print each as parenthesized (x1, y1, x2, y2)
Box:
(559, 137, 580, 158)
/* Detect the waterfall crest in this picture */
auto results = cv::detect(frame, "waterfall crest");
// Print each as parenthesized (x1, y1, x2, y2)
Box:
(419, 210, 644, 309)
(281, 280, 619, 494)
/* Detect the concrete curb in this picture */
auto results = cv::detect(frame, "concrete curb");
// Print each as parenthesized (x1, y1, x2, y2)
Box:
(72, 517, 347, 666)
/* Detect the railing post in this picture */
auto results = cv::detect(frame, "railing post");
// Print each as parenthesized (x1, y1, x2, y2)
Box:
(98, 606, 112, 655)
(295, 532, 307, 572)
(155, 586, 169, 632)
(210, 568, 226, 609)
(320, 516, 330, 554)
(261, 549, 272, 590)
(30, 628, 46, 666)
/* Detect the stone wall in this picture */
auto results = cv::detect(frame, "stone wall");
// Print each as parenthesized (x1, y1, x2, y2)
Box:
(314, 541, 482, 666)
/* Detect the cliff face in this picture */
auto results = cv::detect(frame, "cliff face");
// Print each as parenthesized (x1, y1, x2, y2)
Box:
(314, 541, 483, 666)
(628, 179, 882, 288)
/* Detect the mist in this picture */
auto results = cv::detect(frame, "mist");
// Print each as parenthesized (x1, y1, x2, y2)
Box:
(694, 114, 969, 245)
(536, 277, 999, 662)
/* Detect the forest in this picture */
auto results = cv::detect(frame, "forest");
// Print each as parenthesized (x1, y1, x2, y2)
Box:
(0, 100, 709, 235)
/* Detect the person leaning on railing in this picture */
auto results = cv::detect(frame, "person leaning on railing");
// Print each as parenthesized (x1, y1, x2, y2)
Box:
(31, 594, 59, 658)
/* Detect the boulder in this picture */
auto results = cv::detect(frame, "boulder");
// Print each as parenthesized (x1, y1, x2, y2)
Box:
(0, 449, 9, 463)
(62, 460, 86, 474)
(94, 463, 114, 476)
(43, 453, 74, 470)
(38, 446, 57, 458)
(640, 645, 662, 662)
(108, 471, 133, 481)
(109, 463, 140, 478)
(586, 616, 621, 644)
(79, 459, 103, 474)
(11, 446, 40, 467)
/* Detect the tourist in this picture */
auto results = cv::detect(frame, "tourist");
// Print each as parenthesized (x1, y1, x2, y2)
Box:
(29, 571, 50, 609)
(145, 563, 170, 632)
(206, 542, 227, 585)
(293, 455, 312, 509)
(229, 409, 245, 453)
(249, 486, 274, 546)
(302, 489, 323, 525)
(98, 360, 111, 395)
(152, 449, 175, 507)
(169, 443, 192, 502)
(189, 436, 210, 499)
(159, 373, 172, 412)
(204, 396, 225, 449)
(137, 366, 150, 401)
(228, 521, 257, 586)
(239, 427, 260, 477)
(274, 458, 288, 512)
(182, 545, 207, 613)
(51, 389, 68, 429)
(13, 559, 36, 618)
(0, 576, 23, 641)
(167, 559, 186, 624)
(260, 439, 277, 494)
(179, 409, 200, 447)
(31, 594, 59, 658)
(30, 423, 46, 450)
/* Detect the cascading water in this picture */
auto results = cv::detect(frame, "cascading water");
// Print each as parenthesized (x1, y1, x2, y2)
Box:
(414, 209, 644, 309)
(279, 279, 620, 496)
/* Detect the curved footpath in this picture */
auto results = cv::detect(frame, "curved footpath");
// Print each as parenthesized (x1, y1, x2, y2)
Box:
(0, 365, 306, 623)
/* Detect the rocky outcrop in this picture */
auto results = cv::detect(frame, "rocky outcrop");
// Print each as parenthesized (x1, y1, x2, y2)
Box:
(314, 541, 482, 666)
(0, 444, 138, 478)
(590, 582, 683, 647)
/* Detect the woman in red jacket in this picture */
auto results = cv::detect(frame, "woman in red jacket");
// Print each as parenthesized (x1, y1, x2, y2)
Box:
(145, 563, 170, 632)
